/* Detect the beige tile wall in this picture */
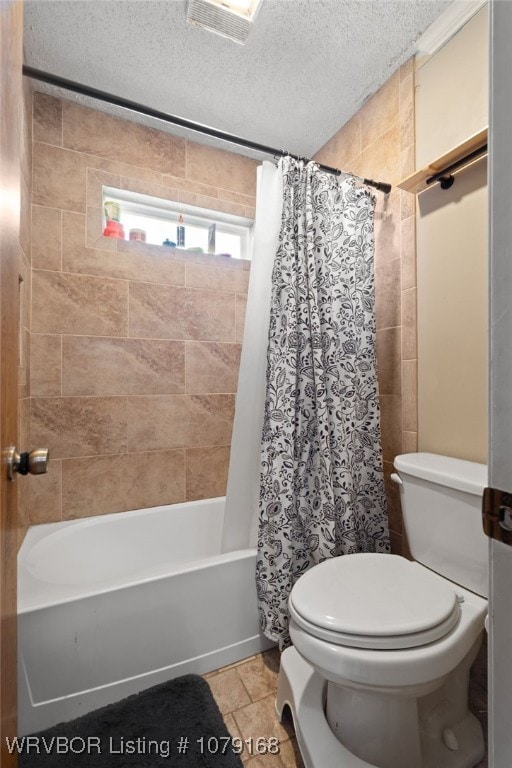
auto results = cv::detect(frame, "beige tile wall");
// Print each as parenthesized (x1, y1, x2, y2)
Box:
(29, 92, 256, 524)
(315, 60, 417, 556)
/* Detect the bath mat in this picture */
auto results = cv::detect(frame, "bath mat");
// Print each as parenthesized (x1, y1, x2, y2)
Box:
(18, 675, 244, 767)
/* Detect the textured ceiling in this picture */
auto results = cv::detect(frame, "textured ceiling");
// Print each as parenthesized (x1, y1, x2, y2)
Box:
(23, 0, 451, 159)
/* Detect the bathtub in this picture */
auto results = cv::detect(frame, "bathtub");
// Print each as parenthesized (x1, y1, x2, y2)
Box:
(18, 497, 272, 735)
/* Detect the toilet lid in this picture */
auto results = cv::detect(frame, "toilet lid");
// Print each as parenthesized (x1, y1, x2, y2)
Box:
(289, 554, 461, 650)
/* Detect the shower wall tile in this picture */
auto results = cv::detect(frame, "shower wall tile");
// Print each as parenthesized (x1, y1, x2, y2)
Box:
(185, 445, 230, 501)
(81, 153, 164, 185)
(62, 336, 185, 396)
(161, 174, 219, 198)
(31, 334, 62, 397)
(182, 249, 246, 270)
(29, 459, 63, 524)
(119, 175, 181, 204)
(33, 92, 62, 147)
(401, 144, 415, 179)
(217, 189, 256, 207)
(359, 70, 400, 149)
(185, 142, 258, 197)
(28, 92, 252, 526)
(32, 270, 128, 336)
(401, 288, 417, 361)
(375, 188, 400, 266)
(235, 294, 247, 344)
(402, 431, 418, 453)
(375, 258, 401, 330)
(402, 360, 418, 432)
(379, 395, 403, 463)
(32, 142, 87, 212)
(116, 238, 187, 267)
(126, 450, 186, 510)
(32, 205, 62, 271)
(86, 168, 121, 208)
(185, 342, 241, 394)
(198, 196, 246, 218)
(129, 282, 235, 341)
(61, 450, 186, 519)
(399, 75, 415, 151)
(111, 244, 185, 285)
(20, 174, 32, 260)
(401, 188, 415, 221)
(376, 328, 401, 396)
(61, 454, 134, 519)
(383, 461, 402, 534)
(185, 262, 250, 293)
(31, 396, 127, 459)
(400, 215, 416, 289)
(62, 101, 186, 176)
(126, 394, 235, 452)
(351, 122, 402, 187)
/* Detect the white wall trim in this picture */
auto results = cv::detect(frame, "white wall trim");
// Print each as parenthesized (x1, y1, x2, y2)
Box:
(415, 0, 487, 56)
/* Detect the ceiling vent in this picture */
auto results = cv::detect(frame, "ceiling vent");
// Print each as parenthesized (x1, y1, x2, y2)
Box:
(187, 0, 262, 44)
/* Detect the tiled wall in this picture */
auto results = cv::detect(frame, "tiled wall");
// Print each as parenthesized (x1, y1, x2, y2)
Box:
(29, 73, 416, 540)
(29, 92, 256, 524)
(315, 59, 417, 556)
(18, 79, 33, 545)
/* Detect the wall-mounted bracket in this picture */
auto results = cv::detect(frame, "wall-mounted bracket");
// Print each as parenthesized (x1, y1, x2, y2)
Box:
(397, 128, 487, 194)
(482, 487, 512, 547)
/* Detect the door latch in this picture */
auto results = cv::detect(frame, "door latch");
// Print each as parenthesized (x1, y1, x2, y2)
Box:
(482, 487, 512, 546)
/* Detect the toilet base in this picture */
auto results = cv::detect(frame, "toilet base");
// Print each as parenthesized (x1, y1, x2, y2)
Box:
(276, 647, 485, 768)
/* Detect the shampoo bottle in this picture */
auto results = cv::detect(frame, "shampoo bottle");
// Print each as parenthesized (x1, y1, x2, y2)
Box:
(177, 215, 185, 248)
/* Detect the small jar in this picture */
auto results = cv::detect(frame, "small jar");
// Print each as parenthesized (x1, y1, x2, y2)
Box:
(129, 229, 146, 242)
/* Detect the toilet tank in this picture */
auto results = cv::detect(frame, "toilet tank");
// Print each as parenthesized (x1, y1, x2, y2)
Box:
(393, 453, 488, 597)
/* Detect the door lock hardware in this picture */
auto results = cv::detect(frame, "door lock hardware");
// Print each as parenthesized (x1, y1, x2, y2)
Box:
(482, 487, 512, 546)
(5, 446, 49, 481)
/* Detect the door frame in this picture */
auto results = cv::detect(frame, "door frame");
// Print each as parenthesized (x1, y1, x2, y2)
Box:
(0, 0, 24, 762)
(488, 1, 512, 765)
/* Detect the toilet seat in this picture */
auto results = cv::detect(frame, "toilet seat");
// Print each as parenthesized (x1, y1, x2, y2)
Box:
(289, 553, 461, 650)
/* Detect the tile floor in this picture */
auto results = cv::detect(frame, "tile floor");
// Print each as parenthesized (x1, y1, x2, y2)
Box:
(204, 649, 303, 767)
(205, 640, 488, 768)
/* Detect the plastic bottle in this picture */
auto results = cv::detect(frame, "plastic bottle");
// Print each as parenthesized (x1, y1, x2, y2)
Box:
(176, 215, 185, 248)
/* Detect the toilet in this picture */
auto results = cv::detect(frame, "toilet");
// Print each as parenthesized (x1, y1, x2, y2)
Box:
(276, 453, 488, 768)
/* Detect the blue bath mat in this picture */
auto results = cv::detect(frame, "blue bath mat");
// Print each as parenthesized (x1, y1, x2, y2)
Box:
(17, 675, 243, 767)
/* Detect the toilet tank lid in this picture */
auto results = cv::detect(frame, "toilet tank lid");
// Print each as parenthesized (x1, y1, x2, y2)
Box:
(394, 453, 487, 496)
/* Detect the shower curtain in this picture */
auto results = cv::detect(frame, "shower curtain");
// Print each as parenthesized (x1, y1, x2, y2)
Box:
(222, 162, 283, 552)
(256, 157, 390, 648)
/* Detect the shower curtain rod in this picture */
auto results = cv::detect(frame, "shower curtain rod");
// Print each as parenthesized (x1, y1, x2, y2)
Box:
(23, 66, 392, 195)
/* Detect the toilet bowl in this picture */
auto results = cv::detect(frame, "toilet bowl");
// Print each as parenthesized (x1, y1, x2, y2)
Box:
(277, 453, 488, 768)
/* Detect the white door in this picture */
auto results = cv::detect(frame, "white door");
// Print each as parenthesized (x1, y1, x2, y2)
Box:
(488, 2, 512, 766)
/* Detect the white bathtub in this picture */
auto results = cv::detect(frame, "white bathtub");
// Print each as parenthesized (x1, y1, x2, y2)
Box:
(18, 497, 272, 735)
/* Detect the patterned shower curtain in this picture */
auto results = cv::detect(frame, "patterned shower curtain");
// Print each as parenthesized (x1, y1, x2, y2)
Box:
(256, 157, 390, 649)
